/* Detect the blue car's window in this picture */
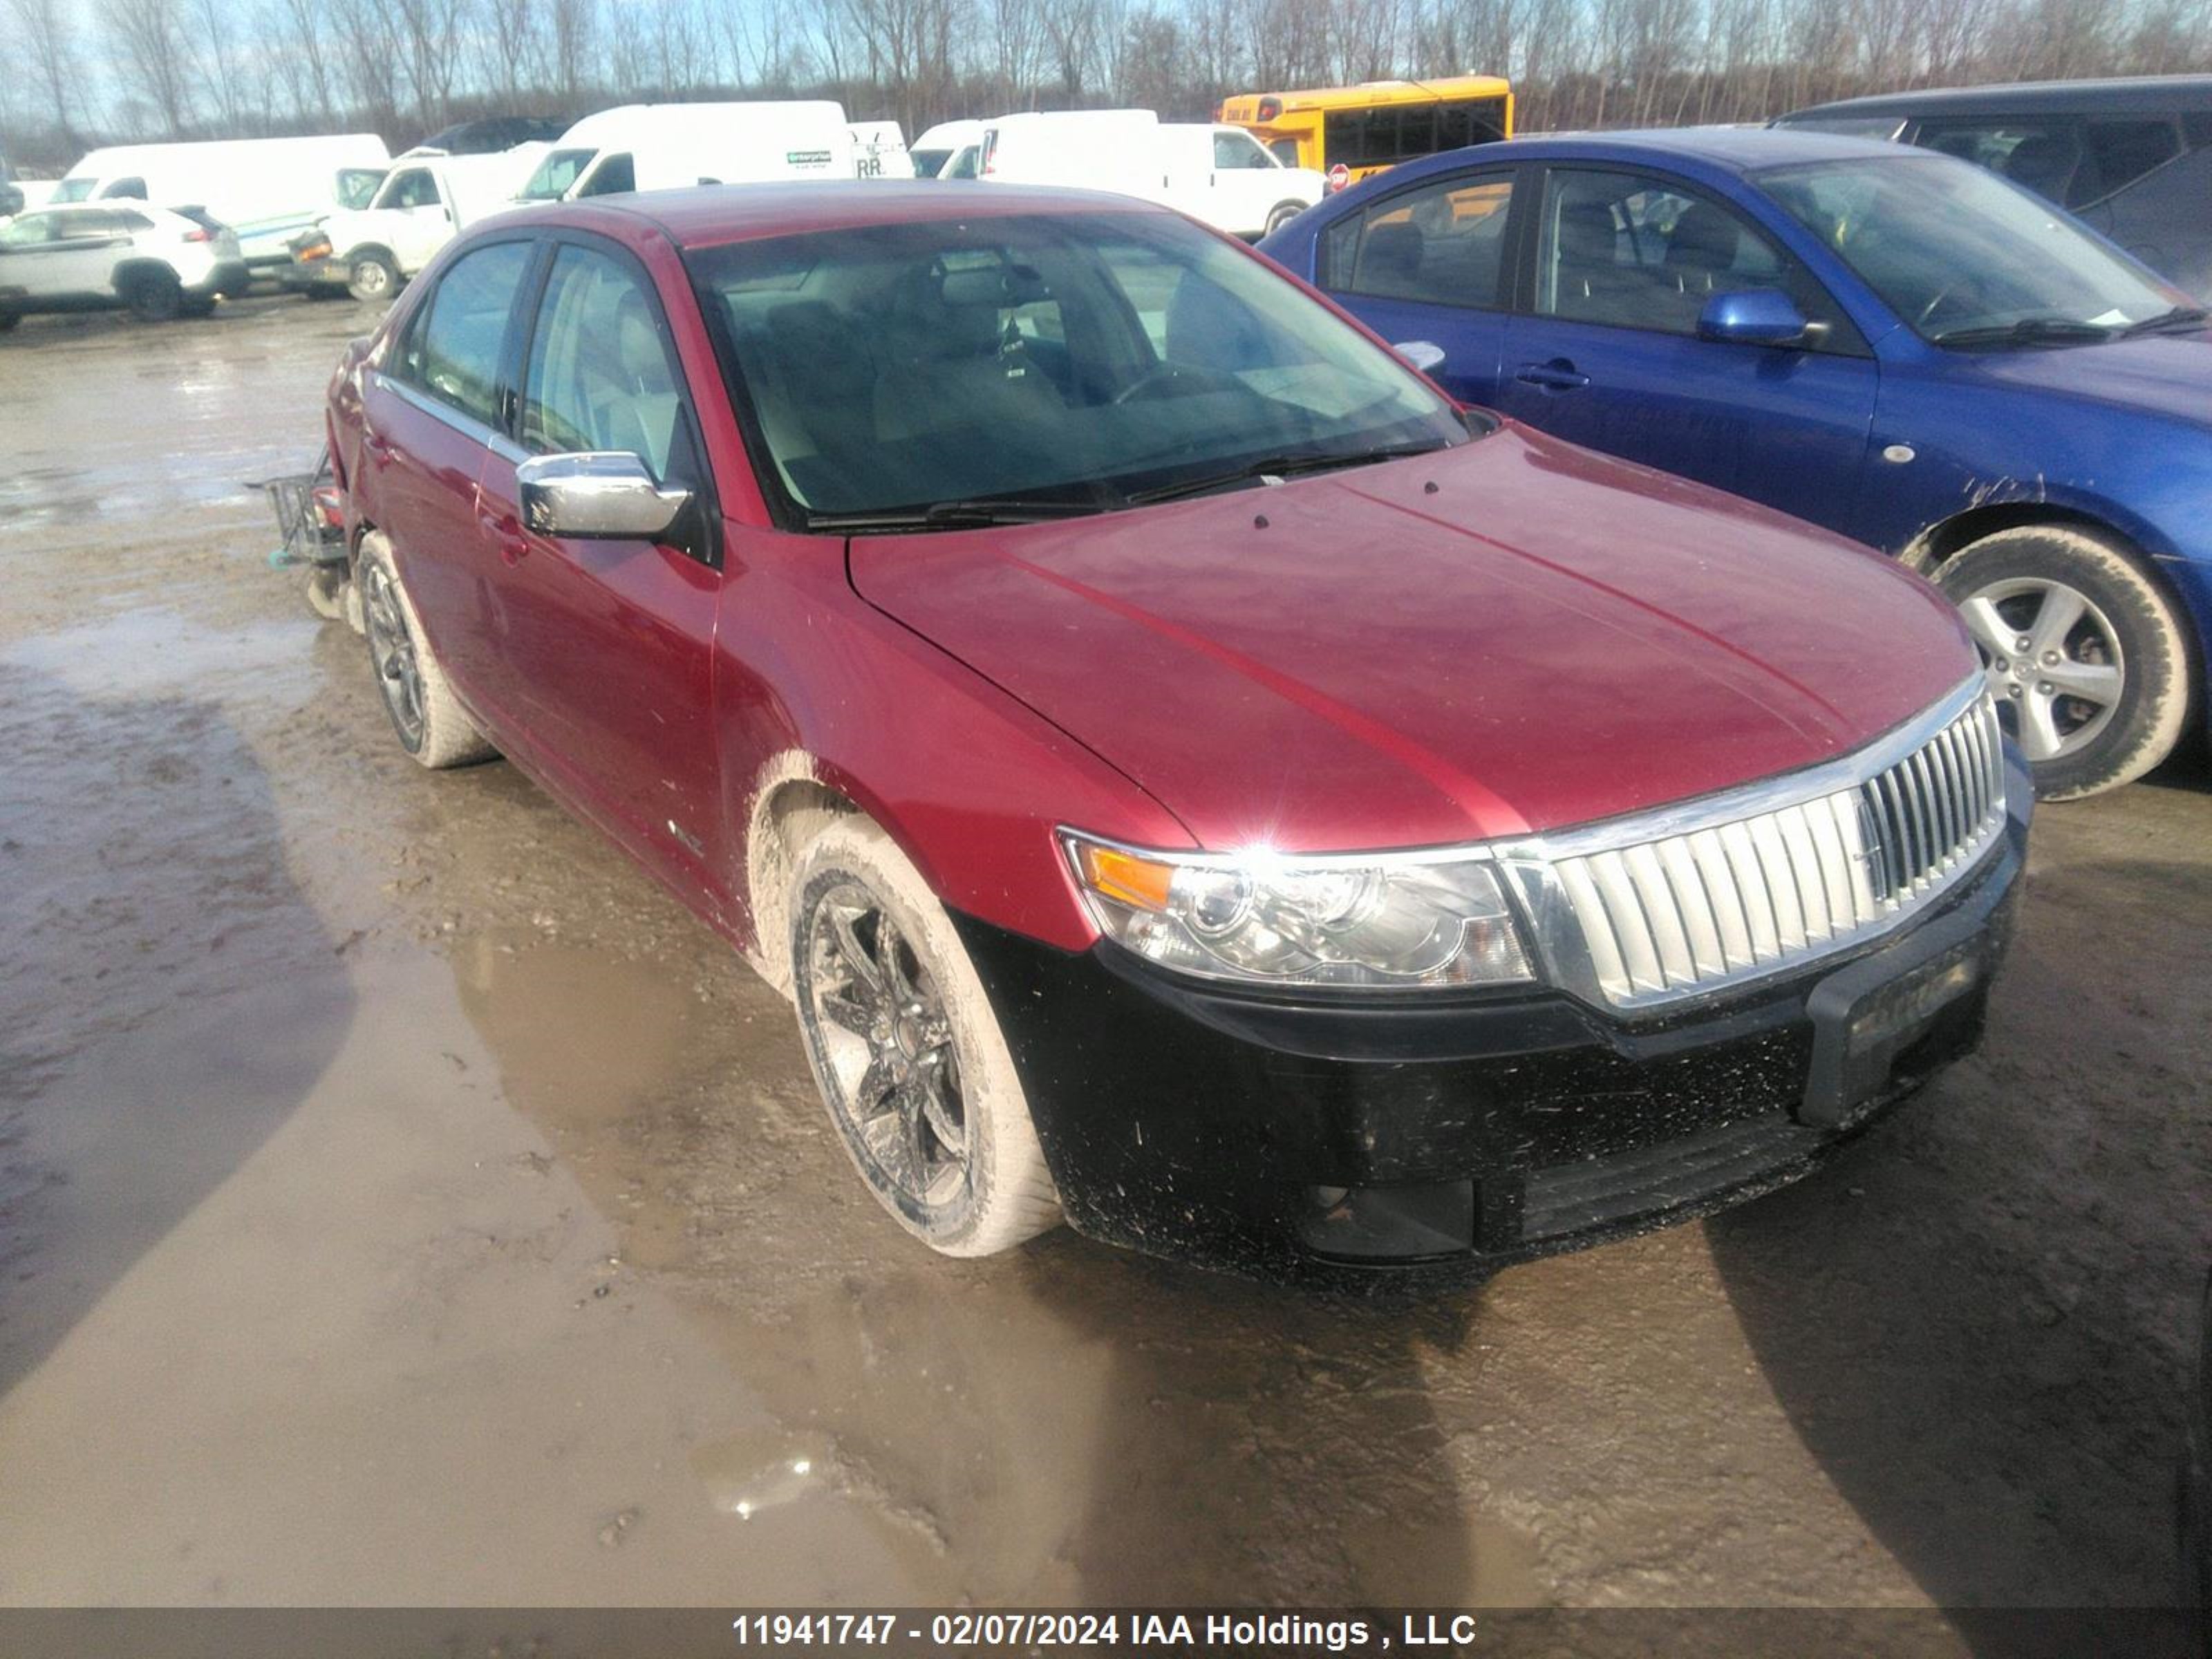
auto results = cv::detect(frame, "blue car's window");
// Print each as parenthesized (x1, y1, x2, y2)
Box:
(1319, 172, 1515, 311)
(688, 210, 1471, 521)
(1535, 169, 1853, 347)
(1756, 153, 2178, 343)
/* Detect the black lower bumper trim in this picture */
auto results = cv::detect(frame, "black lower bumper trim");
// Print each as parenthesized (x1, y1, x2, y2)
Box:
(953, 807, 2024, 1282)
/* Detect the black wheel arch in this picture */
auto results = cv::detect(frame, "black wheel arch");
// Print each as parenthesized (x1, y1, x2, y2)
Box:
(109, 257, 182, 299)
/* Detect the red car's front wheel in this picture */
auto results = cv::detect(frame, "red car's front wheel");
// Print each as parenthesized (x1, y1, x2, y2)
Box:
(790, 816, 1060, 1257)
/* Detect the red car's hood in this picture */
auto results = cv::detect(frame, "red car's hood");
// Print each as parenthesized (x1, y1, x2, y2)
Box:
(848, 425, 1976, 853)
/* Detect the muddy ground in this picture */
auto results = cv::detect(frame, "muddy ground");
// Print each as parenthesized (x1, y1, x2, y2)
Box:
(0, 299, 2206, 1651)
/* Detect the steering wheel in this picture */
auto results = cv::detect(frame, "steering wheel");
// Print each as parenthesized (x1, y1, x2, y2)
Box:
(1112, 363, 1192, 406)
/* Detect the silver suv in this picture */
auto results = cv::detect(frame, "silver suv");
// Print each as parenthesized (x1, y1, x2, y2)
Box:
(0, 202, 250, 329)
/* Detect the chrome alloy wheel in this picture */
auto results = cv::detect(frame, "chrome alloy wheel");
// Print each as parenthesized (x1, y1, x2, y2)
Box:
(802, 880, 970, 1212)
(1958, 576, 2124, 763)
(360, 559, 426, 751)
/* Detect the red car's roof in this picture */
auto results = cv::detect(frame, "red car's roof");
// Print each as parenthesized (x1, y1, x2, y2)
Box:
(521, 181, 1171, 251)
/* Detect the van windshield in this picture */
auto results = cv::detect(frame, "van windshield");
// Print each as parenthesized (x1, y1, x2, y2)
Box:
(688, 209, 1470, 526)
(337, 167, 387, 209)
(51, 178, 95, 203)
(518, 148, 595, 202)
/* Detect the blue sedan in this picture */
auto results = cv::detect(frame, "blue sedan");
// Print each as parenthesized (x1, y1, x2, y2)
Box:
(1259, 128, 2212, 798)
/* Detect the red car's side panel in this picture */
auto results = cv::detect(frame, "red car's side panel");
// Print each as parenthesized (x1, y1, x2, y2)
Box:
(708, 524, 1190, 957)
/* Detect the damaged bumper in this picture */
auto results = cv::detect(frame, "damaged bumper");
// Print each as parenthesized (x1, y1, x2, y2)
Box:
(954, 782, 2028, 1284)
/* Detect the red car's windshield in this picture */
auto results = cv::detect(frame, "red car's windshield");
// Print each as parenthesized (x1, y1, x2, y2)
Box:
(686, 210, 1471, 525)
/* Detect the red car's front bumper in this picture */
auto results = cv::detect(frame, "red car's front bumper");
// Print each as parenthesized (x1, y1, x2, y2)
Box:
(953, 785, 2027, 1286)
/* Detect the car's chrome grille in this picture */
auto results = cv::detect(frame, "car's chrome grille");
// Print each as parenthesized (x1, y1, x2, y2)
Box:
(1501, 688, 2008, 1011)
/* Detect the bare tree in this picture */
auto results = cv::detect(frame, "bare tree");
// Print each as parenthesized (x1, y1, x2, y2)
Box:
(101, 0, 200, 137)
(7, 0, 84, 144)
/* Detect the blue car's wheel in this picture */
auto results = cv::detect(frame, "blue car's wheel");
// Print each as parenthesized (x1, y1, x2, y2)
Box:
(1940, 525, 2190, 800)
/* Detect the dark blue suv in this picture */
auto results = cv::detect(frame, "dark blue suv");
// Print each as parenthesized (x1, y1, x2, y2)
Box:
(1260, 128, 2212, 799)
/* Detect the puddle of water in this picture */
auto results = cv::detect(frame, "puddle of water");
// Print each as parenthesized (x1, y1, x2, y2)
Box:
(692, 1425, 845, 1520)
(3, 608, 317, 702)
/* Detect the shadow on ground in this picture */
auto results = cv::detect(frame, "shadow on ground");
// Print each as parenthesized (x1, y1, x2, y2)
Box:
(1710, 836, 2212, 1656)
(0, 657, 353, 1400)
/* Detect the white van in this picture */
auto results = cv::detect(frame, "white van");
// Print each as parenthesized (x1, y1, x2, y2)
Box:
(911, 120, 986, 178)
(287, 145, 550, 303)
(976, 111, 1324, 237)
(52, 135, 392, 269)
(850, 121, 911, 179)
(516, 102, 855, 202)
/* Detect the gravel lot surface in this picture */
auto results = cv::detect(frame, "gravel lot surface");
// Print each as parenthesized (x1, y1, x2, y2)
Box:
(1, 299, 2205, 1653)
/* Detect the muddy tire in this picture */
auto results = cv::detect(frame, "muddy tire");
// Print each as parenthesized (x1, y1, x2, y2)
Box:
(346, 250, 399, 305)
(122, 269, 182, 321)
(0, 310, 19, 332)
(355, 532, 496, 768)
(1265, 200, 1306, 236)
(1937, 525, 2190, 800)
(790, 816, 1060, 1257)
(304, 566, 349, 622)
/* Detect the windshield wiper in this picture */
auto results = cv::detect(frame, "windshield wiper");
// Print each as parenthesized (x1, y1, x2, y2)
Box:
(1127, 440, 1454, 507)
(1931, 315, 2117, 349)
(2119, 304, 2211, 338)
(802, 496, 1112, 533)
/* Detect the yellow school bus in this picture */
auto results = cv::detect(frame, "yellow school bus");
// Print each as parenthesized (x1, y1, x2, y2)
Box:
(1217, 75, 1513, 192)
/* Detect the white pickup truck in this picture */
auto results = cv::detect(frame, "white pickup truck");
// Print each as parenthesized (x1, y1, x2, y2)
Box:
(283, 146, 548, 303)
(975, 110, 1324, 238)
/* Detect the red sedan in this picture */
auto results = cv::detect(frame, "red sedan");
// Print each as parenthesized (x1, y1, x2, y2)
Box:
(326, 182, 2028, 1278)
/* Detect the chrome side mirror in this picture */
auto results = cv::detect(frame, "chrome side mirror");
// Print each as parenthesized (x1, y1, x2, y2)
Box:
(1394, 339, 1447, 373)
(516, 451, 689, 541)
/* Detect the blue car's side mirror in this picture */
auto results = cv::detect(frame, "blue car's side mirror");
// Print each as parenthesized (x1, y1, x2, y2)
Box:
(1697, 289, 1810, 348)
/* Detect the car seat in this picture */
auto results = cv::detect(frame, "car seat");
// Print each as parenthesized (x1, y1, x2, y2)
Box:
(2003, 133, 2077, 203)
(1359, 221, 1426, 294)
(874, 261, 1062, 442)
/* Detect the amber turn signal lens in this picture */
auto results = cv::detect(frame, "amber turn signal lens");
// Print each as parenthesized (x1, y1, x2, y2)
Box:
(1078, 843, 1174, 912)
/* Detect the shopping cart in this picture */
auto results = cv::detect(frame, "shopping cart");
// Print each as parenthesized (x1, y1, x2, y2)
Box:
(248, 445, 354, 622)
(249, 444, 348, 571)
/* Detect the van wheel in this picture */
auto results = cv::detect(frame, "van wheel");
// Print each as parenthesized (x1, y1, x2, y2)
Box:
(0, 310, 19, 332)
(1937, 524, 2190, 800)
(1264, 200, 1306, 235)
(347, 251, 398, 304)
(123, 270, 182, 321)
(355, 532, 497, 768)
(790, 816, 1060, 1257)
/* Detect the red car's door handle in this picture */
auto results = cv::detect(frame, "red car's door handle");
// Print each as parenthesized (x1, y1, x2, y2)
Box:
(478, 508, 529, 565)
(1515, 359, 1591, 392)
(362, 430, 395, 465)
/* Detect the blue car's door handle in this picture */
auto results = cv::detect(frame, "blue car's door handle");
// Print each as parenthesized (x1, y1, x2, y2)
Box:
(1515, 359, 1591, 391)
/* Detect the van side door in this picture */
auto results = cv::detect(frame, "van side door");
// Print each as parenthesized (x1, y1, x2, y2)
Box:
(377, 165, 453, 270)
(1211, 126, 1291, 236)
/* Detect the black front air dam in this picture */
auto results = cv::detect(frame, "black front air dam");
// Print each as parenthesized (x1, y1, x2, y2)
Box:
(951, 807, 2025, 1285)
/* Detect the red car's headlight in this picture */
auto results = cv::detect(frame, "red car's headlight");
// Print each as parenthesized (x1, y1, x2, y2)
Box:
(1060, 830, 1533, 989)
